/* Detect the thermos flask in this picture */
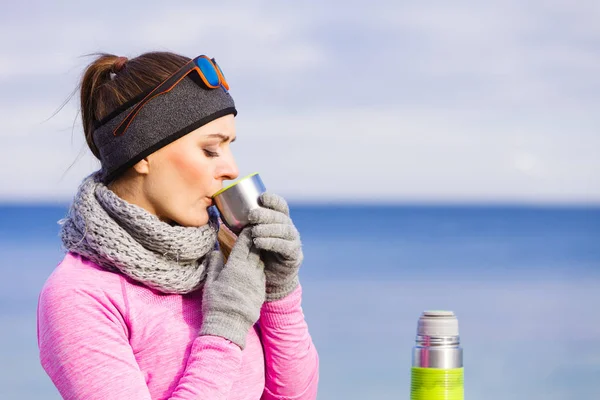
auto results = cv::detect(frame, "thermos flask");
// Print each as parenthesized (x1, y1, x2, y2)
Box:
(410, 310, 464, 400)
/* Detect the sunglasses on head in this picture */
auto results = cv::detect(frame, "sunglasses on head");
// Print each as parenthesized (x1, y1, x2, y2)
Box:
(113, 55, 230, 137)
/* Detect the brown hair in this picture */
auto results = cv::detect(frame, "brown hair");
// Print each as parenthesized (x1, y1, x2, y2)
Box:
(79, 51, 236, 259)
(80, 51, 189, 157)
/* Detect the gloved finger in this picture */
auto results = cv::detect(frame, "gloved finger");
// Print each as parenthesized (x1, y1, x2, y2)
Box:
(229, 227, 254, 260)
(248, 207, 290, 226)
(258, 192, 290, 216)
(246, 243, 265, 270)
(251, 223, 298, 241)
(253, 237, 302, 260)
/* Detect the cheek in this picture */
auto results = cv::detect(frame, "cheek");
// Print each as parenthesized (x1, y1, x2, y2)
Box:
(166, 148, 212, 188)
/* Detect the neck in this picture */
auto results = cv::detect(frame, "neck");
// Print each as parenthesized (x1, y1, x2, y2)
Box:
(107, 174, 170, 224)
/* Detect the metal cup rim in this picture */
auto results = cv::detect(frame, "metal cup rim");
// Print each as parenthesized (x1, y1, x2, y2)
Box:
(211, 172, 260, 198)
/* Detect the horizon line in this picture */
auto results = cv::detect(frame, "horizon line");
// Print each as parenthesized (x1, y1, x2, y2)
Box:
(1, 199, 599, 209)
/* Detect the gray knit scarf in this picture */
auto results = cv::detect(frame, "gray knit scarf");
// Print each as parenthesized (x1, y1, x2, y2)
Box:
(59, 172, 220, 294)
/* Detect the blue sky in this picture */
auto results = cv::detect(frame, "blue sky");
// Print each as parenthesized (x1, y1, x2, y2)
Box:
(1, 0, 598, 203)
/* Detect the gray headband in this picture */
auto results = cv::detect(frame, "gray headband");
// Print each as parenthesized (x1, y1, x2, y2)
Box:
(92, 76, 237, 183)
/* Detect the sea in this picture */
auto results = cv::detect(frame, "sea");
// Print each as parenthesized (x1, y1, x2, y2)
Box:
(1, 204, 599, 399)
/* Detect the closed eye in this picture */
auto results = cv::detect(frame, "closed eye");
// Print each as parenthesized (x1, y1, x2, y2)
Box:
(203, 149, 219, 157)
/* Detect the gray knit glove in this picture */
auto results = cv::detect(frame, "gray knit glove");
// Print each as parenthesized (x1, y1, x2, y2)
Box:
(248, 192, 303, 301)
(199, 227, 266, 349)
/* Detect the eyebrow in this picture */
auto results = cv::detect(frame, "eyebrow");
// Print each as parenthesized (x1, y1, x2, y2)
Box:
(205, 133, 236, 143)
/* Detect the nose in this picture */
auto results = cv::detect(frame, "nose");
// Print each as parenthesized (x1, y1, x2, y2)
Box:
(218, 150, 239, 182)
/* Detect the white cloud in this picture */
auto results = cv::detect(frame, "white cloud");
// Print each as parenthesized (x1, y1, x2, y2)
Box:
(0, 0, 598, 203)
(511, 151, 544, 178)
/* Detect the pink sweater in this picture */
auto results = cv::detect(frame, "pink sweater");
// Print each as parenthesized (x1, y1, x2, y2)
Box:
(37, 252, 319, 400)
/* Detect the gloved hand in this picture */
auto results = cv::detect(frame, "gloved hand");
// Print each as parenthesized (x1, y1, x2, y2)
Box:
(200, 227, 266, 349)
(248, 192, 303, 301)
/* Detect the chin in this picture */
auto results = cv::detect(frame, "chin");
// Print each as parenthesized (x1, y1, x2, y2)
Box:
(172, 208, 210, 228)
(191, 208, 212, 227)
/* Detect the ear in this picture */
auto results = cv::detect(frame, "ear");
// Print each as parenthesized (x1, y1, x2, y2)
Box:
(132, 157, 150, 176)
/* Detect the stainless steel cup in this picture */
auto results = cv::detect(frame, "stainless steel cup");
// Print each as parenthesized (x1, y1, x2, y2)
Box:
(212, 172, 266, 234)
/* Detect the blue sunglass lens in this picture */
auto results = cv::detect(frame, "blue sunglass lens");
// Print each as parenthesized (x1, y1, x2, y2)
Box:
(214, 60, 226, 80)
(195, 57, 220, 87)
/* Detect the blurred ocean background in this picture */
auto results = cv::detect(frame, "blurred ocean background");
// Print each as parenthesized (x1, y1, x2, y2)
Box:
(1, 203, 599, 399)
(2, 1, 600, 399)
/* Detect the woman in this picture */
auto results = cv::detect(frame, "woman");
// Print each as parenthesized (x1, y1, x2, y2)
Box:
(37, 51, 319, 399)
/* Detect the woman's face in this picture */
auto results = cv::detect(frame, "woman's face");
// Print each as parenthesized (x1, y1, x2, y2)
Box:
(139, 114, 239, 227)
